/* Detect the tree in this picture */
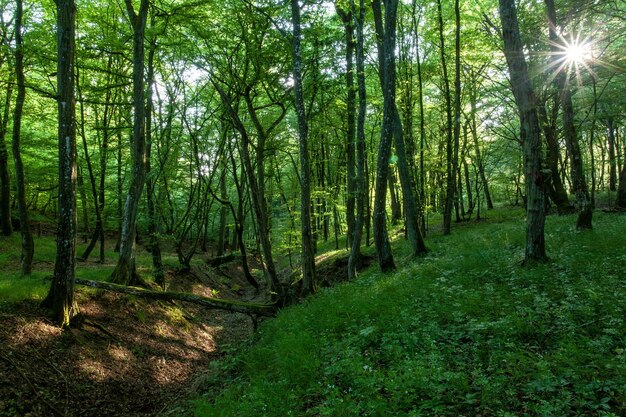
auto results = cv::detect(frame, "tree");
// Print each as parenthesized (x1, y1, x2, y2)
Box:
(544, 0, 592, 229)
(110, 0, 150, 286)
(370, 0, 396, 272)
(498, 0, 548, 263)
(437, 0, 455, 235)
(291, 0, 316, 295)
(42, 0, 78, 327)
(336, 3, 356, 250)
(11, 0, 34, 275)
(0, 7, 12, 236)
(373, 0, 427, 260)
(348, 0, 366, 279)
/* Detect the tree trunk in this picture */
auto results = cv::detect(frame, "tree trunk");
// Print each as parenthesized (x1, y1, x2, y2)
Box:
(76, 67, 105, 262)
(539, 101, 572, 212)
(452, 0, 462, 223)
(388, 168, 402, 223)
(217, 167, 227, 257)
(145, 26, 165, 288)
(42, 0, 78, 327)
(468, 81, 494, 210)
(617, 146, 626, 208)
(0, 77, 13, 236)
(607, 118, 617, 192)
(499, 0, 548, 263)
(348, 0, 366, 279)
(371, 0, 396, 272)
(292, 0, 317, 295)
(11, 0, 34, 275)
(437, 0, 455, 235)
(214, 87, 279, 296)
(337, 5, 356, 250)
(111, 0, 150, 286)
(544, 0, 592, 229)
(413, 2, 428, 227)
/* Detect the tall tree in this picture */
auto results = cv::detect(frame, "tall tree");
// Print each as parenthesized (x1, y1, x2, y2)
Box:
(498, 0, 548, 263)
(11, 0, 34, 275)
(291, 0, 316, 295)
(0, 33, 11, 236)
(111, 0, 150, 286)
(348, 0, 366, 279)
(42, 0, 78, 327)
(451, 0, 462, 222)
(336, 4, 356, 250)
(373, 0, 427, 259)
(544, 0, 592, 229)
(371, 0, 396, 272)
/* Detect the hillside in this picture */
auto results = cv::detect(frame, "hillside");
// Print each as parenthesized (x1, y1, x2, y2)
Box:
(190, 209, 626, 417)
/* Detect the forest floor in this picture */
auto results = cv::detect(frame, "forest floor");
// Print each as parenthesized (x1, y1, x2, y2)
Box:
(0, 252, 271, 417)
(0, 237, 366, 417)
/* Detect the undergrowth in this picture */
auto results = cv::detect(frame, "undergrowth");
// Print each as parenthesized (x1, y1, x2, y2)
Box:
(193, 209, 626, 417)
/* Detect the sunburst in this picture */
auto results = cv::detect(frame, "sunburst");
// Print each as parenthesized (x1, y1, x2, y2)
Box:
(545, 32, 596, 87)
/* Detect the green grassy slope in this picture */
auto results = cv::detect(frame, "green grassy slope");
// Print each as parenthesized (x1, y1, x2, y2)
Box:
(193, 209, 626, 417)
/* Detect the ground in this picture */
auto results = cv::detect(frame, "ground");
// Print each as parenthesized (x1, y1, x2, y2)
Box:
(0, 257, 260, 417)
(0, 248, 359, 417)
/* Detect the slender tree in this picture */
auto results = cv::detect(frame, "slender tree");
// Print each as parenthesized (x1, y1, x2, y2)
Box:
(452, 0, 462, 223)
(11, 0, 34, 275)
(373, 0, 427, 259)
(0, 6, 12, 236)
(498, 0, 548, 263)
(111, 0, 150, 285)
(0, 75, 11, 236)
(371, 0, 396, 271)
(348, 0, 366, 279)
(42, 0, 78, 327)
(336, 4, 356, 250)
(291, 0, 316, 295)
(544, 0, 592, 228)
(436, 0, 455, 235)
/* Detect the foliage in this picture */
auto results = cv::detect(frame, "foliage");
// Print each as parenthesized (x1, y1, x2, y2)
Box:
(193, 209, 626, 417)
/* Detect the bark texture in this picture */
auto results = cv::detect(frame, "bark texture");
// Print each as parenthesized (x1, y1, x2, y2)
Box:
(42, 0, 78, 327)
(499, 0, 548, 263)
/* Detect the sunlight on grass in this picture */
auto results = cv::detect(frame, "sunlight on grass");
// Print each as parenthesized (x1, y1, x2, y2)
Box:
(193, 210, 626, 417)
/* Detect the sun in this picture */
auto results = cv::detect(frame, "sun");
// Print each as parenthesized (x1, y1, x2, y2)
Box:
(562, 37, 592, 65)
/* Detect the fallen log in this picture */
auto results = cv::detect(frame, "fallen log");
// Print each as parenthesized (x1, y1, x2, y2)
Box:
(206, 253, 236, 267)
(74, 278, 276, 317)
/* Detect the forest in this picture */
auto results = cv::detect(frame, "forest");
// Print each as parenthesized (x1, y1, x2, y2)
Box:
(0, 0, 624, 415)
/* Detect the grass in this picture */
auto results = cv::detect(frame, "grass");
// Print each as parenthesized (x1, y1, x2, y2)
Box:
(193, 208, 626, 417)
(0, 233, 157, 308)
